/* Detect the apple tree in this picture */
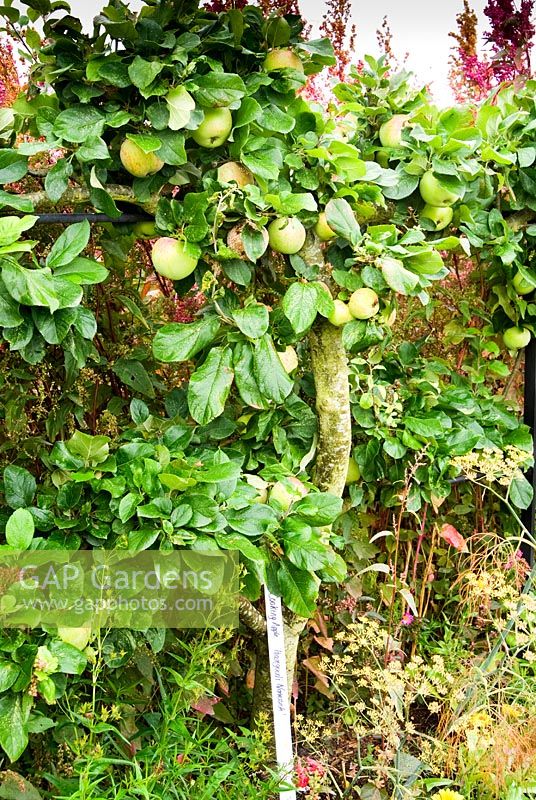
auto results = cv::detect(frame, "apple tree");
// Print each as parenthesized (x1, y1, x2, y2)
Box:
(0, 0, 534, 761)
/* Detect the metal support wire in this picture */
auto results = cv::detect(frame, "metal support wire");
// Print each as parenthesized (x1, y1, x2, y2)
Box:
(31, 212, 153, 225)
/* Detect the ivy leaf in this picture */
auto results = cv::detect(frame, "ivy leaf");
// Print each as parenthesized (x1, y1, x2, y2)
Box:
(5, 507, 35, 549)
(232, 304, 269, 339)
(253, 335, 293, 404)
(282, 282, 318, 334)
(165, 86, 195, 130)
(153, 317, 221, 362)
(325, 198, 361, 246)
(187, 346, 234, 425)
(0, 694, 28, 761)
(277, 560, 319, 617)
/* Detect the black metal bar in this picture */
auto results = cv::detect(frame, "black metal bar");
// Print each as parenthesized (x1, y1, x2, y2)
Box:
(31, 212, 153, 224)
(522, 337, 536, 565)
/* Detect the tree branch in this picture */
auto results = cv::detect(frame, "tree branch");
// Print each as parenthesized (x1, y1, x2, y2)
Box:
(10, 185, 159, 215)
(239, 595, 267, 635)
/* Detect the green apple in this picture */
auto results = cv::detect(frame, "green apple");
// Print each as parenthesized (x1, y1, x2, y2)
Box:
(503, 326, 531, 349)
(348, 287, 380, 320)
(270, 476, 308, 510)
(263, 49, 304, 72)
(244, 474, 269, 504)
(419, 170, 461, 206)
(277, 345, 298, 373)
(405, 250, 444, 275)
(192, 107, 233, 149)
(513, 271, 536, 295)
(151, 237, 198, 280)
(120, 139, 164, 178)
(217, 161, 254, 187)
(268, 217, 306, 254)
(57, 627, 91, 651)
(133, 220, 157, 238)
(376, 151, 390, 168)
(346, 457, 361, 484)
(328, 299, 353, 326)
(379, 114, 409, 148)
(420, 204, 453, 231)
(314, 211, 336, 241)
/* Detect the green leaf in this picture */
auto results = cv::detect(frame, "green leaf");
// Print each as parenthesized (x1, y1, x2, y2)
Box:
(380, 257, 419, 295)
(0, 662, 19, 693)
(0, 694, 28, 761)
(293, 493, 343, 525)
(67, 431, 110, 466)
(233, 341, 269, 409)
(197, 461, 241, 483)
(242, 225, 269, 262)
(153, 317, 221, 362)
(165, 86, 195, 130)
(31, 308, 75, 344)
(3, 465, 36, 509)
(44, 158, 73, 203)
(113, 359, 155, 398)
(118, 493, 141, 523)
(226, 504, 278, 537)
(187, 346, 234, 425)
(53, 105, 105, 143)
(0, 771, 43, 799)
(282, 282, 318, 334)
(125, 133, 162, 153)
(260, 104, 295, 134)
(215, 532, 264, 562)
(46, 221, 90, 269)
(189, 72, 246, 107)
(128, 56, 164, 90)
(0, 215, 37, 247)
(0, 288, 22, 327)
(5, 508, 34, 549)
(1, 263, 55, 312)
(0, 151, 28, 184)
(277, 560, 319, 617)
(510, 475, 533, 510)
(53, 257, 108, 285)
(253, 335, 293, 404)
(48, 640, 87, 675)
(382, 168, 419, 200)
(232, 304, 269, 339)
(283, 520, 333, 571)
(325, 198, 361, 246)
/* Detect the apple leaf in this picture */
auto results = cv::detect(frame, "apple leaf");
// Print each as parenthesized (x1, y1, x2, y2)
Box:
(6, 508, 34, 549)
(325, 198, 361, 246)
(282, 282, 318, 334)
(165, 87, 195, 131)
(187, 346, 235, 425)
(153, 317, 221, 363)
(253, 334, 293, 404)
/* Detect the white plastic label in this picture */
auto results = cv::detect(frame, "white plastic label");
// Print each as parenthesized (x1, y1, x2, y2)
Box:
(264, 586, 296, 800)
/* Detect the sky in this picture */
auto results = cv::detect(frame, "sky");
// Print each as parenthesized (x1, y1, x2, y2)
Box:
(30, 0, 525, 104)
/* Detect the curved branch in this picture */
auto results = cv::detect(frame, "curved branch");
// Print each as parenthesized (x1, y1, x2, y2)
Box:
(10, 184, 159, 216)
